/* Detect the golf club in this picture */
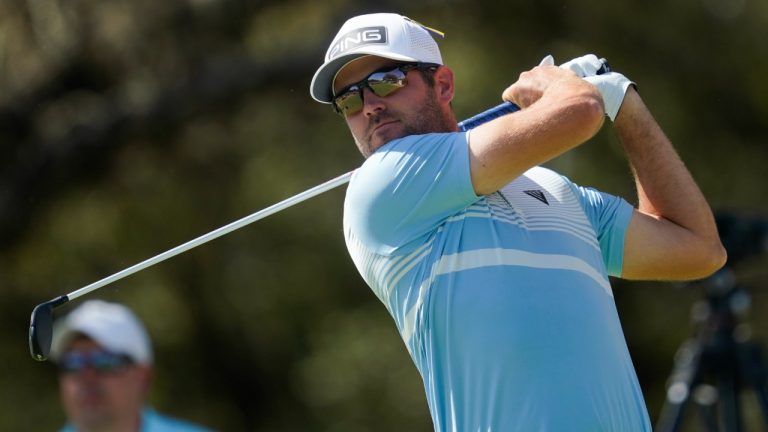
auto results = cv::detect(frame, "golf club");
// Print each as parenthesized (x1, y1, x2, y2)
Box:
(28, 101, 520, 361)
(29, 56, 614, 361)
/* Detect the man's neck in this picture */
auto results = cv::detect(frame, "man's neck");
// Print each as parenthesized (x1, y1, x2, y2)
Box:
(75, 410, 143, 432)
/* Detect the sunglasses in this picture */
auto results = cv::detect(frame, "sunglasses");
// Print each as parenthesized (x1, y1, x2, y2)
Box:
(332, 63, 439, 116)
(58, 350, 134, 374)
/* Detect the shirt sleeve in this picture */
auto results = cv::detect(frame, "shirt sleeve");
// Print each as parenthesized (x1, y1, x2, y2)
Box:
(569, 182, 635, 276)
(344, 132, 479, 255)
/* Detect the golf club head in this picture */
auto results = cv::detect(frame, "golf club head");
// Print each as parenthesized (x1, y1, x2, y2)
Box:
(29, 296, 68, 361)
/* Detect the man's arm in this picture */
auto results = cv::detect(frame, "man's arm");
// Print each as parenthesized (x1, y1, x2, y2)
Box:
(617, 88, 727, 280)
(467, 65, 605, 196)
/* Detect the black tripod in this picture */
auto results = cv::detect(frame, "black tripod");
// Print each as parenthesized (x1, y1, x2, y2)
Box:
(656, 213, 768, 432)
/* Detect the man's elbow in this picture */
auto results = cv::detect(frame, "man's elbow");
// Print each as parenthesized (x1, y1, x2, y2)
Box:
(709, 241, 729, 274)
(692, 241, 729, 279)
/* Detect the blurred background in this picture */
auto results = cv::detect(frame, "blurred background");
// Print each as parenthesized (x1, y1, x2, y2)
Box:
(2, 0, 767, 430)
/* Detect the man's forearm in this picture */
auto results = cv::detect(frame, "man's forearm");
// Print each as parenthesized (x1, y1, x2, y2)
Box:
(615, 87, 724, 255)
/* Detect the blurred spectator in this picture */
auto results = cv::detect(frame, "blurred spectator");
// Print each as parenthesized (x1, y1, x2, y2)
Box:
(50, 300, 212, 432)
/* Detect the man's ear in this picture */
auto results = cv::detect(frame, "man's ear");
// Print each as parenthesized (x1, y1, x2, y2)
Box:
(434, 66, 455, 104)
(139, 365, 154, 395)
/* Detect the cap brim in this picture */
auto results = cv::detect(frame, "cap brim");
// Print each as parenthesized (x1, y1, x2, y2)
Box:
(310, 51, 420, 103)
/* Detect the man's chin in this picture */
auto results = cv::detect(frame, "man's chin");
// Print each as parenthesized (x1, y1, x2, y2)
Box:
(356, 123, 408, 157)
(74, 407, 113, 429)
(372, 125, 406, 147)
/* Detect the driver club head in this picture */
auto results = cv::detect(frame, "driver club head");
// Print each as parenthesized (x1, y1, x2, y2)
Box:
(29, 296, 68, 361)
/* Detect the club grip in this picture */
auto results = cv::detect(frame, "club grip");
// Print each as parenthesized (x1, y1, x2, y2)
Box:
(456, 57, 611, 132)
(457, 101, 520, 131)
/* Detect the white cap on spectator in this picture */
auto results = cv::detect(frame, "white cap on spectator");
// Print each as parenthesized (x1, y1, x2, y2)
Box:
(50, 300, 153, 364)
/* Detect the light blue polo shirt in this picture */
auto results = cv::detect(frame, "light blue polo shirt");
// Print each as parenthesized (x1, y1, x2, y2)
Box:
(60, 407, 212, 432)
(344, 131, 651, 431)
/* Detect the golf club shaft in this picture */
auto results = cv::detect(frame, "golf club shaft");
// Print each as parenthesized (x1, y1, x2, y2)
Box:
(61, 101, 521, 302)
(65, 170, 355, 302)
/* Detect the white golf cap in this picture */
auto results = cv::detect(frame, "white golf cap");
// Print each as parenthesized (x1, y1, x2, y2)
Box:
(50, 300, 153, 364)
(310, 13, 444, 104)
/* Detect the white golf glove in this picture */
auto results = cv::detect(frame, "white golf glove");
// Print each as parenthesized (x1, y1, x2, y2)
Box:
(559, 54, 605, 77)
(560, 54, 635, 121)
(583, 72, 634, 122)
(538, 54, 634, 121)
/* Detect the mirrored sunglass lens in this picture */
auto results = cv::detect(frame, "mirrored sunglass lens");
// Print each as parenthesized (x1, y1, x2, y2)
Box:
(59, 353, 86, 372)
(91, 352, 128, 371)
(335, 91, 363, 114)
(369, 81, 403, 97)
(368, 71, 406, 97)
(334, 67, 408, 115)
(59, 351, 130, 373)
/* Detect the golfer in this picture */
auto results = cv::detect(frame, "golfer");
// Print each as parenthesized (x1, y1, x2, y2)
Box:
(310, 12, 726, 431)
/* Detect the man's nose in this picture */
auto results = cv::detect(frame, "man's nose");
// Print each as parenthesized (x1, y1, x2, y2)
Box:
(361, 87, 386, 116)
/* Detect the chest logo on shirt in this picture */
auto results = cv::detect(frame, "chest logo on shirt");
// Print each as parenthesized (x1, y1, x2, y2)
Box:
(523, 189, 549, 205)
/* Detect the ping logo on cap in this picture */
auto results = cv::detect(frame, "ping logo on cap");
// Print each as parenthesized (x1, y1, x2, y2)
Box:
(328, 26, 388, 59)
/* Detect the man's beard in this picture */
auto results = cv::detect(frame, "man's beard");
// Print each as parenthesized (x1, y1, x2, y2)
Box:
(356, 88, 454, 158)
